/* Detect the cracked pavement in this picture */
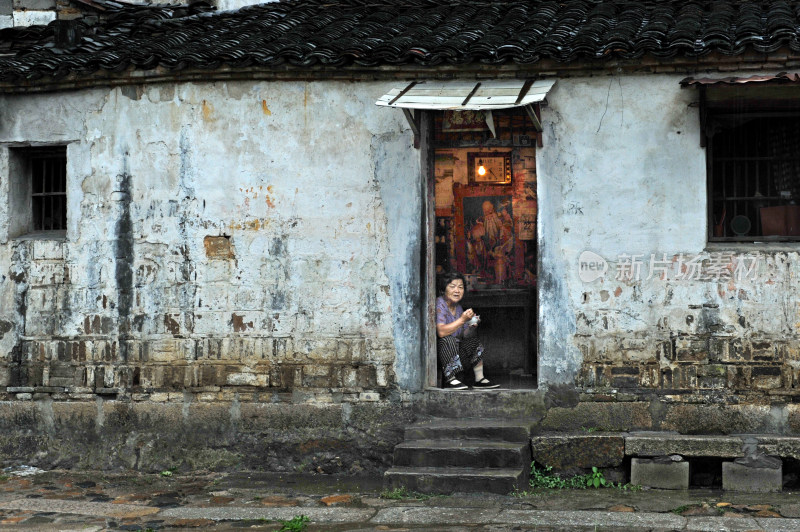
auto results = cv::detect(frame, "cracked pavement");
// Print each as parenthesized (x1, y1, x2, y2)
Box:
(1, 468, 800, 530)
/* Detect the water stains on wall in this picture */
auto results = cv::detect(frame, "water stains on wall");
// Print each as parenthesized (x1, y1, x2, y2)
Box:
(0, 81, 413, 400)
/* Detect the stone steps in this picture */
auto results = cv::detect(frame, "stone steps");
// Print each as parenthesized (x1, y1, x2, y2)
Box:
(405, 418, 536, 442)
(413, 389, 547, 419)
(384, 418, 533, 495)
(384, 466, 526, 495)
(394, 439, 529, 468)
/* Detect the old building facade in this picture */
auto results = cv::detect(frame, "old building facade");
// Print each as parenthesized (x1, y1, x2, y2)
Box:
(3, 0, 800, 473)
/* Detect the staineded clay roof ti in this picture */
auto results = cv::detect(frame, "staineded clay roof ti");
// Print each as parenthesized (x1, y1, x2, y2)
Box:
(3, 0, 800, 83)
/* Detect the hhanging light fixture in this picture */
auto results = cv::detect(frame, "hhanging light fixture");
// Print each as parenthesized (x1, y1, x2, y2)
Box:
(477, 159, 486, 176)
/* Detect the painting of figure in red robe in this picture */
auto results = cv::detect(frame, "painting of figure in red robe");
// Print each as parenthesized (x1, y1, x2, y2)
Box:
(463, 195, 514, 285)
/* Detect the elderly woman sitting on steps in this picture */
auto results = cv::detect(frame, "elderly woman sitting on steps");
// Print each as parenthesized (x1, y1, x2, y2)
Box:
(436, 272, 500, 390)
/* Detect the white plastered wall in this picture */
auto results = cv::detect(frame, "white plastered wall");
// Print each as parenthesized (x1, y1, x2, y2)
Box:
(0, 80, 425, 392)
(537, 72, 800, 388)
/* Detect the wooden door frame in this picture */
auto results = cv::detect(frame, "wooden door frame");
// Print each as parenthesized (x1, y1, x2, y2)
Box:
(419, 110, 540, 389)
(419, 111, 438, 389)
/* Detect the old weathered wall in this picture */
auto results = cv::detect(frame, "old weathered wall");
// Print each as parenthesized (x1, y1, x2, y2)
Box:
(6, 69, 800, 473)
(0, 81, 424, 470)
(537, 73, 800, 404)
(0, 397, 415, 473)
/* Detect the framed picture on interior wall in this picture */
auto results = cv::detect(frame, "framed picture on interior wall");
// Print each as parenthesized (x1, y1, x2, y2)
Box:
(467, 152, 512, 184)
(453, 183, 525, 287)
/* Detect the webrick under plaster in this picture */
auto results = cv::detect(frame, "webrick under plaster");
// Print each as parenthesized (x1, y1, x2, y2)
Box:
(537, 74, 705, 385)
(537, 73, 800, 397)
(0, 80, 424, 397)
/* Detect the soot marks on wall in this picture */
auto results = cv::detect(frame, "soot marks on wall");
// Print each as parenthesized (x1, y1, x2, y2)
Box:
(8, 243, 29, 387)
(0, 321, 12, 340)
(176, 129, 198, 336)
(114, 165, 134, 362)
(1, 82, 402, 405)
(536, 238, 577, 385)
(268, 236, 288, 312)
(370, 132, 421, 391)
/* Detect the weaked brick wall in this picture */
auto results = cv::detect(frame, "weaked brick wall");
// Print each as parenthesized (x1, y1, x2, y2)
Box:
(578, 336, 800, 399)
(6, 337, 393, 400)
(2, 235, 396, 403)
(571, 249, 800, 402)
(0, 81, 418, 409)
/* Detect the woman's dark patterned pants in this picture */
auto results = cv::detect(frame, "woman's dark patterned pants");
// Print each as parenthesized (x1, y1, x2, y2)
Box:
(437, 335, 484, 382)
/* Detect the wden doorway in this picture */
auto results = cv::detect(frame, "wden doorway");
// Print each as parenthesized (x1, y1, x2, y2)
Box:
(430, 108, 538, 389)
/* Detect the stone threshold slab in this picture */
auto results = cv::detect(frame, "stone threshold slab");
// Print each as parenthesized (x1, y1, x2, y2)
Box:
(626, 433, 800, 460)
(626, 433, 746, 458)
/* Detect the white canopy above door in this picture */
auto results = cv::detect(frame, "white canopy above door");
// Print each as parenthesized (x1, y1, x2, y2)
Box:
(375, 79, 555, 146)
(375, 79, 555, 110)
